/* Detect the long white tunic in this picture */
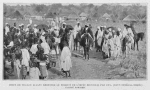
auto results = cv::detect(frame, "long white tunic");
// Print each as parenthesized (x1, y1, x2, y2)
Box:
(8, 41, 14, 47)
(128, 28, 134, 37)
(29, 67, 41, 79)
(73, 25, 81, 38)
(97, 30, 103, 46)
(34, 28, 38, 34)
(30, 44, 38, 54)
(60, 46, 72, 71)
(41, 42, 50, 55)
(122, 28, 128, 38)
(21, 49, 30, 67)
(5, 26, 10, 35)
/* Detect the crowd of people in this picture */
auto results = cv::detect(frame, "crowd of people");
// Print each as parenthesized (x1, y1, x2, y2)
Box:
(95, 23, 135, 59)
(3, 18, 135, 80)
(3, 20, 73, 80)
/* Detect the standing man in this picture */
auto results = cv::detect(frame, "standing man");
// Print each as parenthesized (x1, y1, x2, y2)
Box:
(5, 23, 10, 36)
(97, 26, 104, 51)
(13, 23, 17, 29)
(33, 24, 38, 36)
(21, 43, 30, 79)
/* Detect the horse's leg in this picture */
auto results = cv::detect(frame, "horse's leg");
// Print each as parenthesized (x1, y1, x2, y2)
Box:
(78, 42, 80, 52)
(88, 47, 90, 60)
(74, 39, 76, 51)
(137, 41, 139, 51)
(83, 47, 86, 59)
(134, 41, 136, 50)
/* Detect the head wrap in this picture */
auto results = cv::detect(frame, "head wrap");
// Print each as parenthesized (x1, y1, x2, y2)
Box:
(5, 23, 8, 25)
(97, 26, 100, 30)
(118, 28, 121, 32)
(34, 24, 37, 27)
(63, 22, 66, 25)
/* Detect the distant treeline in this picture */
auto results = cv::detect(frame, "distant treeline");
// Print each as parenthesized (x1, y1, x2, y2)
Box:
(4, 3, 147, 20)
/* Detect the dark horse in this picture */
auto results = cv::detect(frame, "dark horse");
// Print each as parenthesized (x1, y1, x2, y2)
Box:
(122, 36, 131, 58)
(74, 27, 84, 51)
(134, 32, 144, 51)
(80, 32, 94, 60)
(130, 24, 145, 51)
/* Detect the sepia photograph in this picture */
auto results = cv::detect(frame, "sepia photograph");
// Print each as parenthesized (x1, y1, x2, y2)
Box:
(3, 3, 147, 80)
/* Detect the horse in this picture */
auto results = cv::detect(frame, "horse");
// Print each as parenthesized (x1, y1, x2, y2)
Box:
(127, 24, 145, 51)
(122, 36, 132, 58)
(73, 27, 84, 51)
(80, 32, 94, 60)
(134, 32, 144, 51)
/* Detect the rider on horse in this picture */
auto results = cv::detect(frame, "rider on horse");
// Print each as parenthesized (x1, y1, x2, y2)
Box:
(73, 22, 81, 39)
(123, 24, 134, 49)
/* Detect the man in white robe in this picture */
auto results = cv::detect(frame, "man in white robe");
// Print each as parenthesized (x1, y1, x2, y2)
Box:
(60, 44, 72, 77)
(5, 23, 10, 36)
(40, 36, 50, 55)
(30, 43, 38, 55)
(33, 24, 38, 35)
(73, 22, 81, 39)
(7, 41, 14, 47)
(21, 47, 30, 73)
(127, 27, 134, 48)
(25, 24, 30, 33)
(97, 26, 104, 46)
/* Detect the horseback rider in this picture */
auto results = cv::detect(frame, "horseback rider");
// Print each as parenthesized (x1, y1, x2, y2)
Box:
(123, 24, 134, 49)
(73, 22, 81, 39)
(59, 22, 67, 37)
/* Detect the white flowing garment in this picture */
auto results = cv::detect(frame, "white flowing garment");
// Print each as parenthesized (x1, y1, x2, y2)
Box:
(29, 67, 41, 80)
(30, 44, 38, 54)
(97, 30, 103, 40)
(54, 37, 60, 54)
(5, 26, 10, 35)
(34, 28, 38, 34)
(8, 41, 14, 47)
(21, 49, 30, 67)
(60, 46, 72, 71)
(122, 28, 128, 38)
(41, 42, 50, 55)
(73, 25, 81, 39)
(69, 32, 74, 51)
(97, 30, 103, 45)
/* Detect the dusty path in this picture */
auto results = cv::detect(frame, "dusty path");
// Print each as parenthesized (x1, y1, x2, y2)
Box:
(47, 50, 110, 79)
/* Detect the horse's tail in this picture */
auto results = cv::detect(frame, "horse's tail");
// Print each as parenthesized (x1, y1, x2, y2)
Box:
(122, 37, 126, 54)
